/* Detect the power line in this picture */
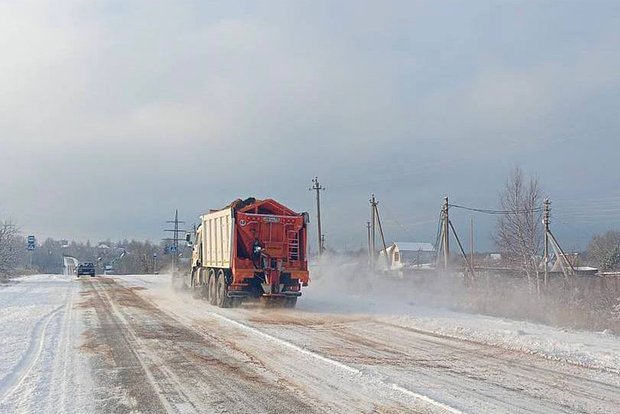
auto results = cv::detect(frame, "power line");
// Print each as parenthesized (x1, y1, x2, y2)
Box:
(554, 194, 620, 204)
(448, 204, 543, 215)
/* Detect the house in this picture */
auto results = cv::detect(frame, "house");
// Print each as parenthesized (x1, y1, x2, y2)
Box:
(378, 242, 436, 271)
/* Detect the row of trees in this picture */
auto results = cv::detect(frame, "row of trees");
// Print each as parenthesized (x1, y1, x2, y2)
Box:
(0, 228, 191, 277)
(0, 221, 23, 280)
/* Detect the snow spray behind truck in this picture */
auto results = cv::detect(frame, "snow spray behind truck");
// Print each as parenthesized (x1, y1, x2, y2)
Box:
(186, 198, 310, 308)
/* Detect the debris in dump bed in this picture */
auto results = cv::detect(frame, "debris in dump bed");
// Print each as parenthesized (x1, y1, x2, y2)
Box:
(210, 197, 259, 213)
(228, 197, 259, 210)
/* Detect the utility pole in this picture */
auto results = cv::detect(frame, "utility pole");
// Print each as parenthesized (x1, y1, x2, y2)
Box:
(543, 198, 550, 287)
(366, 221, 371, 266)
(375, 202, 390, 271)
(163, 209, 187, 277)
(442, 197, 450, 270)
(310, 177, 326, 257)
(368, 194, 390, 271)
(470, 217, 475, 279)
(370, 194, 377, 268)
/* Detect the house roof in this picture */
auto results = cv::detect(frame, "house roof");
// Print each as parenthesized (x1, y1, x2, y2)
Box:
(393, 242, 435, 252)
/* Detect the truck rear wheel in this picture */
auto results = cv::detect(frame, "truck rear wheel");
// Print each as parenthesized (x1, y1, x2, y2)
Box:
(205, 269, 215, 302)
(199, 269, 209, 299)
(216, 270, 232, 308)
(208, 271, 218, 305)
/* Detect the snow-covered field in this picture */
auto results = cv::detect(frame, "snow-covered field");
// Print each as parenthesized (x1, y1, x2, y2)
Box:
(0, 274, 93, 413)
(1, 273, 620, 413)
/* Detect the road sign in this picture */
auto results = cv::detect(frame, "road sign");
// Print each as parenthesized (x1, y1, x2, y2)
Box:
(27, 235, 36, 250)
(169, 246, 177, 253)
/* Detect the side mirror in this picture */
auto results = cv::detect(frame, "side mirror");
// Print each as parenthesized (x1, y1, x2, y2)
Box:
(302, 212, 310, 224)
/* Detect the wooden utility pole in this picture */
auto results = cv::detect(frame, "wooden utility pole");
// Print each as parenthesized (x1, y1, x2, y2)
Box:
(310, 177, 326, 257)
(374, 202, 390, 270)
(370, 194, 377, 267)
(366, 221, 372, 266)
(368, 195, 390, 270)
(470, 217, 475, 278)
(543, 198, 550, 287)
(442, 197, 450, 269)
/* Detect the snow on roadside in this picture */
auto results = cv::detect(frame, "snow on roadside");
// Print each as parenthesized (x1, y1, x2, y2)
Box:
(299, 289, 620, 374)
(0, 274, 93, 413)
(384, 308, 620, 374)
(0, 275, 67, 385)
(303, 257, 620, 375)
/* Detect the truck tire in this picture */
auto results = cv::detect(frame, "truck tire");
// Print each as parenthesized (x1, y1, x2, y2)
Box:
(205, 268, 215, 302)
(199, 269, 209, 299)
(208, 271, 218, 305)
(216, 270, 232, 308)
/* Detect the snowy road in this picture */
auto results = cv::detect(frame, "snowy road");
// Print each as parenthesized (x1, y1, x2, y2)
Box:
(2, 274, 620, 413)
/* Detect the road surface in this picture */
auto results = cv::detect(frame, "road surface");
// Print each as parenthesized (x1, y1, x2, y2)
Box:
(1, 274, 620, 413)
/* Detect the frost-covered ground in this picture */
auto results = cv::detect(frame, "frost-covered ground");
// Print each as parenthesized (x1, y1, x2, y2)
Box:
(2, 273, 620, 413)
(299, 293, 620, 374)
(0, 274, 93, 413)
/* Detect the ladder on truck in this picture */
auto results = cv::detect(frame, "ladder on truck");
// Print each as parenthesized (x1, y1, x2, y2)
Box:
(287, 230, 299, 261)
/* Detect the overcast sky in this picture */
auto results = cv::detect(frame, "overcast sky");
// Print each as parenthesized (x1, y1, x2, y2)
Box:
(1, 1, 620, 251)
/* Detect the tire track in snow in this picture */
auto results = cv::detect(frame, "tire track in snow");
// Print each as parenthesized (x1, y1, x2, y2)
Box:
(0, 304, 64, 404)
(89, 280, 188, 414)
(210, 311, 466, 414)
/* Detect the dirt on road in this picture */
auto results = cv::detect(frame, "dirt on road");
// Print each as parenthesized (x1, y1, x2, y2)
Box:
(78, 278, 324, 414)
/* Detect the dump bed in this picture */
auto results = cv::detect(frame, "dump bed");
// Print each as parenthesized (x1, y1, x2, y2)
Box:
(199, 208, 234, 269)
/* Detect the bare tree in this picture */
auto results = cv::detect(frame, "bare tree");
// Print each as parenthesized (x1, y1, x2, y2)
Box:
(586, 230, 620, 271)
(495, 166, 542, 290)
(0, 220, 21, 280)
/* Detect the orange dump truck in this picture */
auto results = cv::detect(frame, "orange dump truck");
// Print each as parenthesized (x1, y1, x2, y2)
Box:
(187, 198, 310, 308)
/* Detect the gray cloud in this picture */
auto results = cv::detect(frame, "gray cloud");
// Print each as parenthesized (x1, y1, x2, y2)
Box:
(1, 1, 620, 250)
